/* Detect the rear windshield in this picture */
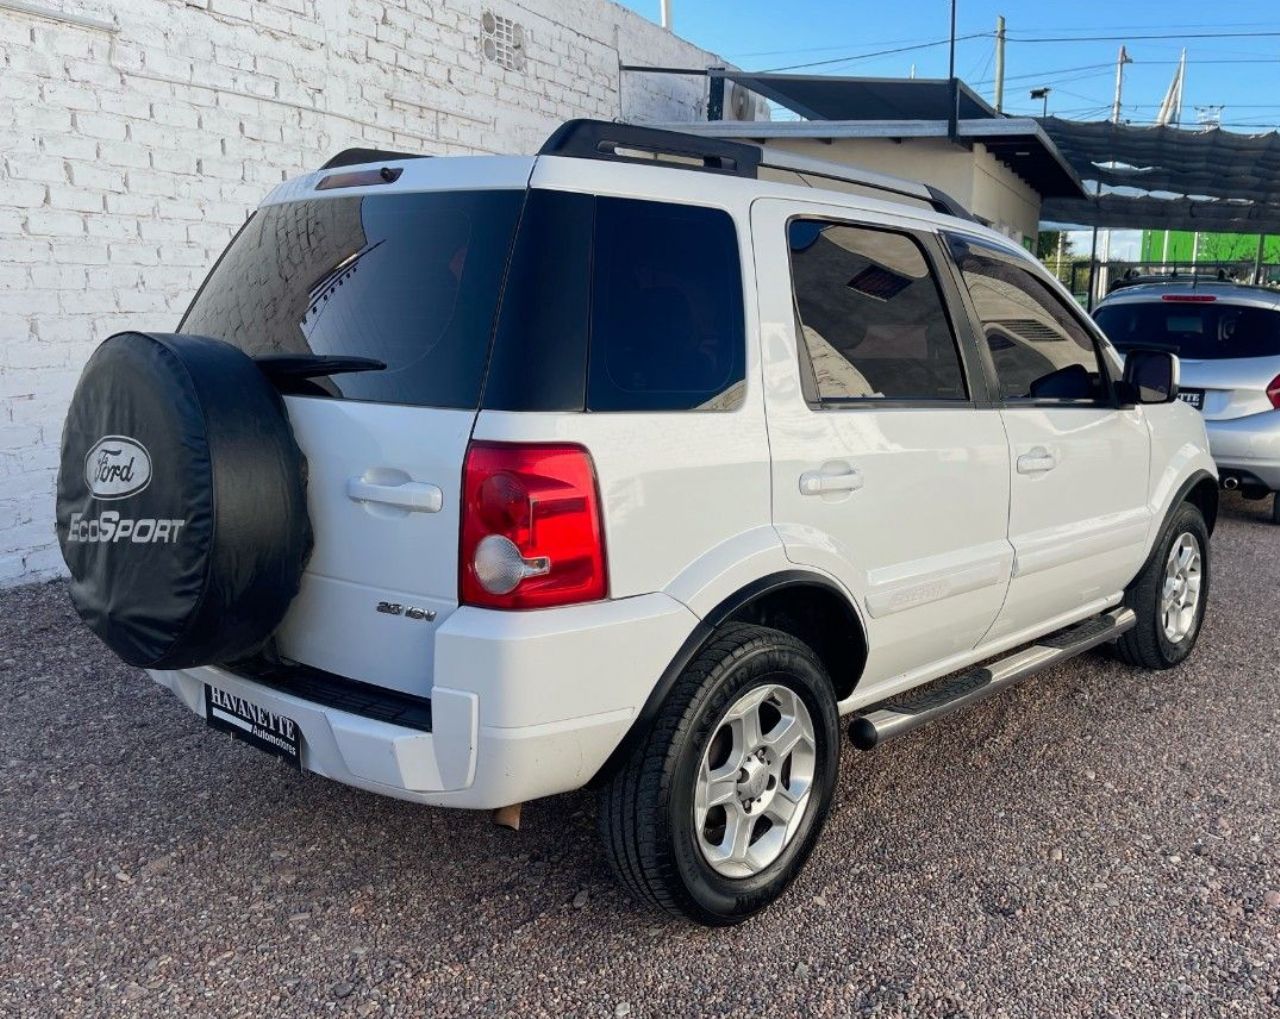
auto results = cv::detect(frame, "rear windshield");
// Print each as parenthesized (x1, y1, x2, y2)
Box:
(1095, 301, 1280, 360)
(180, 190, 524, 409)
(182, 188, 746, 412)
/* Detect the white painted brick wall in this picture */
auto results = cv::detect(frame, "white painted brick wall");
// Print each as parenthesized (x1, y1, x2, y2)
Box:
(0, 0, 740, 586)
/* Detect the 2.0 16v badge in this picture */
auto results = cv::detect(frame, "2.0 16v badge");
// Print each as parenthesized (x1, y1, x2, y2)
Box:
(376, 601, 437, 622)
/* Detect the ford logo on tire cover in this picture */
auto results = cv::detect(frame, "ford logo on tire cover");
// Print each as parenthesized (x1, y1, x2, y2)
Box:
(85, 435, 152, 500)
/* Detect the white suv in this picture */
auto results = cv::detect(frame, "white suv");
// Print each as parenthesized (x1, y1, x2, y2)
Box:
(55, 121, 1219, 925)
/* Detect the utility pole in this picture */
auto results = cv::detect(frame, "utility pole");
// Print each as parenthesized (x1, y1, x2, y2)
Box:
(993, 15, 1006, 113)
(1097, 44, 1132, 306)
(947, 0, 958, 141)
(947, 0, 956, 82)
(659, 0, 671, 30)
(1111, 44, 1132, 124)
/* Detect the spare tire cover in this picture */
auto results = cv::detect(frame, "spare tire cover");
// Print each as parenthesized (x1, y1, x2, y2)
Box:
(56, 332, 313, 669)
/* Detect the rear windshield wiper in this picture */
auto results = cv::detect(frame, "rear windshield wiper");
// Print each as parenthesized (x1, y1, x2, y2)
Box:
(254, 354, 387, 382)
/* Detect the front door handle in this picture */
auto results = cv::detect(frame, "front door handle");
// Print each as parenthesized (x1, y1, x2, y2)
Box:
(799, 466, 864, 496)
(346, 477, 443, 513)
(1017, 448, 1058, 475)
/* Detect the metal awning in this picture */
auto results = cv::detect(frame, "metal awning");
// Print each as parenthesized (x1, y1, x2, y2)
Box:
(645, 117, 1085, 200)
(1037, 118, 1280, 232)
(718, 73, 998, 122)
(624, 68, 1280, 233)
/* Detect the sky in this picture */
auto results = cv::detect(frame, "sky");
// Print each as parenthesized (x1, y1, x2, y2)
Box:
(616, 0, 1280, 129)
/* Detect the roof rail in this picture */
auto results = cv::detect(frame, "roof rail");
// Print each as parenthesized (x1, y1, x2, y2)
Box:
(537, 120, 973, 220)
(753, 147, 973, 220)
(539, 119, 761, 177)
(320, 147, 429, 170)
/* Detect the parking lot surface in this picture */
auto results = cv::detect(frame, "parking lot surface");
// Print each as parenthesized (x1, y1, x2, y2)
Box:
(1, 493, 1277, 1018)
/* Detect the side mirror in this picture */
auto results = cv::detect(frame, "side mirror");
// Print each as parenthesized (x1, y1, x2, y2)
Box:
(1121, 348, 1180, 405)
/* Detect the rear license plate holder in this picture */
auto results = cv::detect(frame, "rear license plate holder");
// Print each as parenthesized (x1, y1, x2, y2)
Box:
(204, 684, 301, 768)
(1177, 388, 1204, 410)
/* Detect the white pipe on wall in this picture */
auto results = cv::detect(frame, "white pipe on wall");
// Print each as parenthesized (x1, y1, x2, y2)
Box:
(0, 0, 117, 33)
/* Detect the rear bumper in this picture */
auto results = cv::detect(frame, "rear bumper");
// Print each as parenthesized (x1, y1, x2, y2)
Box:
(148, 591, 697, 809)
(1206, 412, 1280, 489)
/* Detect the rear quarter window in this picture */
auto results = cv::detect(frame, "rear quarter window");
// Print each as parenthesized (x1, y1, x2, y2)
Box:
(588, 198, 745, 412)
(482, 194, 746, 413)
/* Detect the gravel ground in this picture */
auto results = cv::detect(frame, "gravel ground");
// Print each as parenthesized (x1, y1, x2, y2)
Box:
(1, 492, 1277, 1018)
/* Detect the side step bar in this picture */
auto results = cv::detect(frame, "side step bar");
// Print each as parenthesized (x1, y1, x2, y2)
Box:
(849, 608, 1136, 751)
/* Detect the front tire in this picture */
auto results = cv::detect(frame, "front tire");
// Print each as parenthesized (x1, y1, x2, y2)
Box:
(598, 623, 839, 926)
(1115, 502, 1210, 670)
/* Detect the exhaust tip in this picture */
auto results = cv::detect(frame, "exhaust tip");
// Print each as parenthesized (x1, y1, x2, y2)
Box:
(1223, 476, 1240, 490)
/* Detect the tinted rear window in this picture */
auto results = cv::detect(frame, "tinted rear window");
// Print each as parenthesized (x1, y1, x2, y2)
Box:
(1095, 301, 1280, 360)
(180, 190, 524, 408)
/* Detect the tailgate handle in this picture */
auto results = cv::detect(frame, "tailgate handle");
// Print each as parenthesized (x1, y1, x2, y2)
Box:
(346, 477, 443, 513)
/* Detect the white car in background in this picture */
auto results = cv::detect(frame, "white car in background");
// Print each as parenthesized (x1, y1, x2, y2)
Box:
(1096, 281, 1280, 524)
(56, 121, 1219, 926)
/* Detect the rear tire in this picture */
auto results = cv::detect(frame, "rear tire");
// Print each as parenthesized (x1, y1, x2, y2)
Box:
(1114, 502, 1210, 670)
(598, 623, 839, 926)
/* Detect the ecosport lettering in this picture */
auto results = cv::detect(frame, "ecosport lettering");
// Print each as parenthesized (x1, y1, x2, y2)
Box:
(66, 511, 186, 544)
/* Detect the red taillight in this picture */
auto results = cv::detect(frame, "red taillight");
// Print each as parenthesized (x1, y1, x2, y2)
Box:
(1161, 294, 1217, 303)
(460, 442, 607, 609)
(1267, 373, 1280, 410)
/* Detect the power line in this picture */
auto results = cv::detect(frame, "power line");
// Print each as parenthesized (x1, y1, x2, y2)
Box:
(1006, 20, 1280, 37)
(975, 61, 1115, 86)
(755, 33, 991, 73)
(730, 34, 971, 60)
(1007, 30, 1280, 44)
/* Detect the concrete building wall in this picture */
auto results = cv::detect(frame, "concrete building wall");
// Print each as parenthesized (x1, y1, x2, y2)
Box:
(758, 136, 1041, 243)
(0, 0, 727, 585)
(967, 143, 1040, 244)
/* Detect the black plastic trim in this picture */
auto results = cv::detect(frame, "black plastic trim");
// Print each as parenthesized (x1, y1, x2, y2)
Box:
(585, 570, 861, 788)
(319, 148, 427, 170)
(1143, 470, 1220, 561)
(925, 184, 976, 221)
(539, 119, 762, 178)
(228, 658, 433, 732)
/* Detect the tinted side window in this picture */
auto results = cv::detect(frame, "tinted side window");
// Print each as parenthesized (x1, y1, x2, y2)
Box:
(949, 235, 1105, 403)
(788, 220, 967, 403)
(588, 198, 745, 412)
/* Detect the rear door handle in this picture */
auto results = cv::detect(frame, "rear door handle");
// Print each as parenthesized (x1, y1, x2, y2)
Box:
(1017, 448, 1057, 475)
(799, 466, 864, 496)
(346, 477, 443, 513)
